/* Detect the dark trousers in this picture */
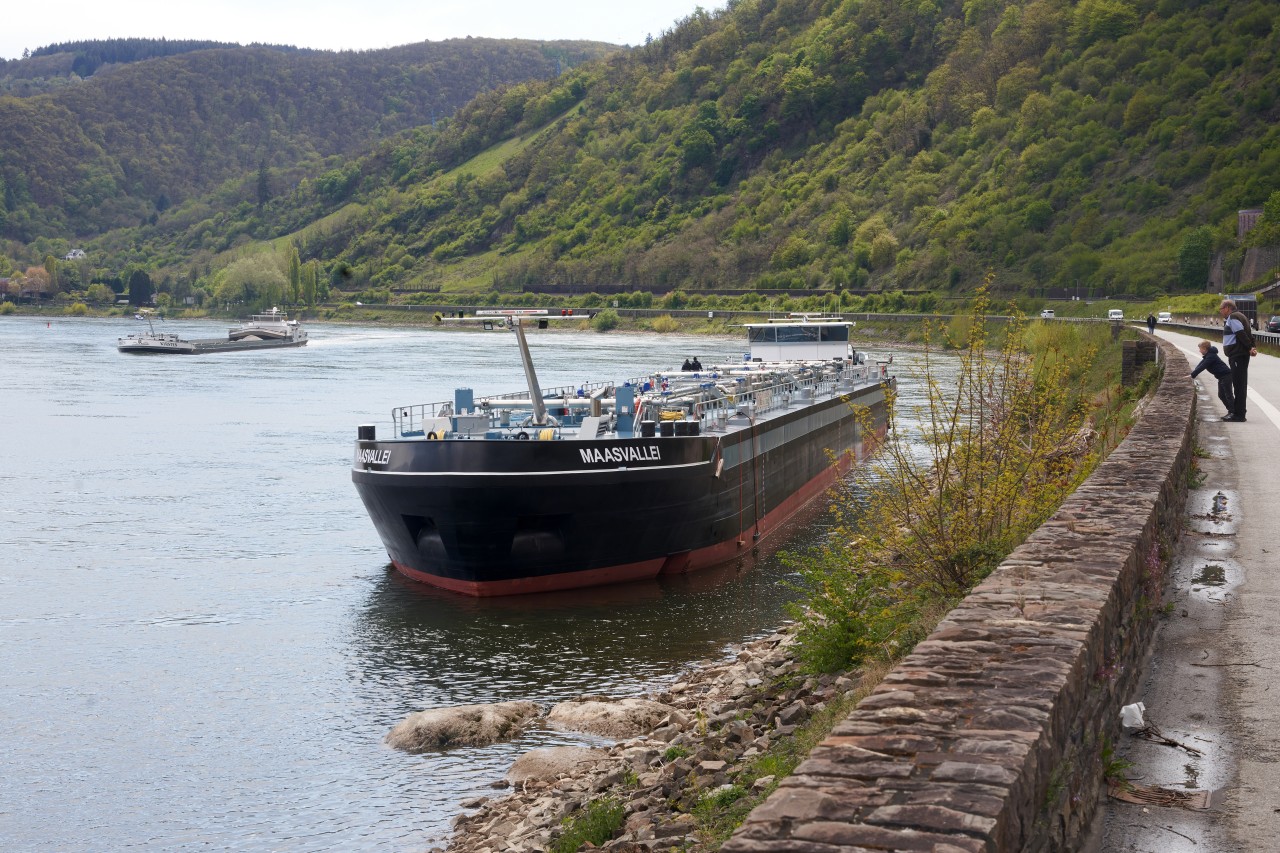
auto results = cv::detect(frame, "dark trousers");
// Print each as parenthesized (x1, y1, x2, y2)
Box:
(1216, 375, 1235, 414)
(1229, 353, 1250, 418)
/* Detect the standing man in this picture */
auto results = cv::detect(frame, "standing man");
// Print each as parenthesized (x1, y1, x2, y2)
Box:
(1219, 298, 1258, 422)
(1146, 313, 1157, 334)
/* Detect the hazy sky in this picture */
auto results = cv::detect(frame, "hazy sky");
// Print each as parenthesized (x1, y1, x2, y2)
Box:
(3, 1, 725, 62)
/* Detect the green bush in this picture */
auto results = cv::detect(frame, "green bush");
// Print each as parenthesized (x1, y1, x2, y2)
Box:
(591, 308, 620, 331)
(790, 284, 1117, 671)
(649, 314, 680, 333)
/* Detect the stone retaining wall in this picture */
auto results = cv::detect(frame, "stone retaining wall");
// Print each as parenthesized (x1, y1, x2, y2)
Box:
(724, 335, 1195, 853)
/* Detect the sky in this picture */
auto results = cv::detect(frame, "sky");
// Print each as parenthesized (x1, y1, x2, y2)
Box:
(2, 1, 726, 62)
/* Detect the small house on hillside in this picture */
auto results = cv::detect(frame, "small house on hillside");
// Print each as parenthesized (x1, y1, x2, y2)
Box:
(64, 249, 86, 260)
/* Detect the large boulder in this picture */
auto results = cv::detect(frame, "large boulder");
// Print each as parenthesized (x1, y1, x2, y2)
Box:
(547, 696, 679, 739)
(385, 701, 541, 752)
(506, 746, 610, 784)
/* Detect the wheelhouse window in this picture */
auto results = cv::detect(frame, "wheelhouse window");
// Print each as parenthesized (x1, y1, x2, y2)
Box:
(775, 326, 819, 343)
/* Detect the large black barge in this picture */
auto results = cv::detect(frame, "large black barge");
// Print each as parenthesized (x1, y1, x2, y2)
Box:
(117, 310, 308, 354)
(351, 315, 894, 596)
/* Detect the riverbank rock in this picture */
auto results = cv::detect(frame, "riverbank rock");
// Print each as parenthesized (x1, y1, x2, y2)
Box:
(547, 697, 680, 738)
(385, 701, 541, 752)
(442, 631, 847, 853)
(506, 746, 610, 783)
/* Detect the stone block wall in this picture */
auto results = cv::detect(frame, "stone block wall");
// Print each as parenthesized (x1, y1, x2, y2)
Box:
(724, 335, 1195, 853)
(1121, 339, 1158, 386)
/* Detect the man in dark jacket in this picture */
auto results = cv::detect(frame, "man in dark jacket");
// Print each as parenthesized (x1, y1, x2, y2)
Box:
(1218, 299, 1258, 422)
(1191, 339, 1234, 417)
(1147, 314, 1157, 334)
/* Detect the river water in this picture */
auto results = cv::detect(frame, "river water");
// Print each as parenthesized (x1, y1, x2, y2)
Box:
(0, 316, 943, 851)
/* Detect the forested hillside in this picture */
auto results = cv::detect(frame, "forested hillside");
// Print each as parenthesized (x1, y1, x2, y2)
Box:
(6, 0, 1280, 304)
(0, 38, 617, 239)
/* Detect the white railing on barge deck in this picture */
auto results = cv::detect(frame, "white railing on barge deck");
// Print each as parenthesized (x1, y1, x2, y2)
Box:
(389, 361, 890, 440)
(391, 378, 621, 437)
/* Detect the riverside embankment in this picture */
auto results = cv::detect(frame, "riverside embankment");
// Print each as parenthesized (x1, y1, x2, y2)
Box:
(722, 333, 1194, 851)
(440, 334, 1194, 852)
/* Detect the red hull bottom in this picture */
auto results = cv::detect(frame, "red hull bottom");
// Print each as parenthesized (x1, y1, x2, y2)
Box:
(390, 427, 883, 597)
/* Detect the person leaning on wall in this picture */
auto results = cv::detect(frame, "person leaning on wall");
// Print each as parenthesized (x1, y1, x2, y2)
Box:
(1218, 298, 1258, 422)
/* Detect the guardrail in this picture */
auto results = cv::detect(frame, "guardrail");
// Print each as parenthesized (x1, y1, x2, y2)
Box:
(1145, 320, 1280, 347)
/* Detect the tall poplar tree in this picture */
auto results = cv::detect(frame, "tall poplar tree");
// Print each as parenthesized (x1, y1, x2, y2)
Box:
(288, 246, 302, 304)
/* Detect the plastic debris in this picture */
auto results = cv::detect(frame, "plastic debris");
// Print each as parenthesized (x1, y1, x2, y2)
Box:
(1120, 702, 1146, 728)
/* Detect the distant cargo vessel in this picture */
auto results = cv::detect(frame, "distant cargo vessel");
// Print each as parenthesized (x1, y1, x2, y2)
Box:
(117, 309, 308, 354)
(351, 315, 895, 596)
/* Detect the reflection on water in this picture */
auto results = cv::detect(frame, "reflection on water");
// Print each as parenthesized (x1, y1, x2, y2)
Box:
(1191, 563, 1226, 587)
(353, 518, 816, 708)
(0, 316, 952, 851)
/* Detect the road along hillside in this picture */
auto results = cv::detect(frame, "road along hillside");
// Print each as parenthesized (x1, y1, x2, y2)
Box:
(1092, 328, 1280, 852)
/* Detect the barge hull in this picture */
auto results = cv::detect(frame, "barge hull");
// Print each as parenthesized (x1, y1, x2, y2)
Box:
(352, 383, 890, 595)
(188, 337, 308, 353)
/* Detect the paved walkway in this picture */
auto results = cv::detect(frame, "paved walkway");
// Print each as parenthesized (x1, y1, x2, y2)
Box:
(1092, 328, 1280, 852)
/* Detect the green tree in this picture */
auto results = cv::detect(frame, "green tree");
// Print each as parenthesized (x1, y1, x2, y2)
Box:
(1178, 227, 1212, 290)
(257, 159, 271, 208)
(1070, 0, 1139, 48)
(127, 269, 153, 306)
(288, 246, 302, 304)
(679, 124, 716, 171)
(301, 259, 317, 306)
(1245, 191, 1280, 246)
(44, 255, 59, 293)
(86, 283, 114, 304)
(1024, 200, 1053, 232)
(214, 255, 287, 310)
(828, 208, 854, 247)
(870, 232, 900, 269)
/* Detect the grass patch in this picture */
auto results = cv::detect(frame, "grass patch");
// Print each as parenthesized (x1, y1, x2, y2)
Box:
(1101, 739, 1135, 792)
(549, 796, 625, 853)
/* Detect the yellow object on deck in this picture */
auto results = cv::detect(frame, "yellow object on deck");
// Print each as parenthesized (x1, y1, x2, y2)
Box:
(538, 428, 556, 440)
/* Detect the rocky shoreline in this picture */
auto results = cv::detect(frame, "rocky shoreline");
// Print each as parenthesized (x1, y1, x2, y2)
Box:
(430, 628, 865, 853)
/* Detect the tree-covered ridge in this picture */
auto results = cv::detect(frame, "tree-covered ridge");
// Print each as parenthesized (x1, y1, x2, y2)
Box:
(0, 38, 619, 240)
(26, 38, 262, 77)
(8, 0, 1280, 303)
(129, 0, 1276, 300)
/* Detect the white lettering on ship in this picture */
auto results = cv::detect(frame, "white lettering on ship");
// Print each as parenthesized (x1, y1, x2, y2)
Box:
(579, 445, 661, 465)
(357, 448, 392, 466)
